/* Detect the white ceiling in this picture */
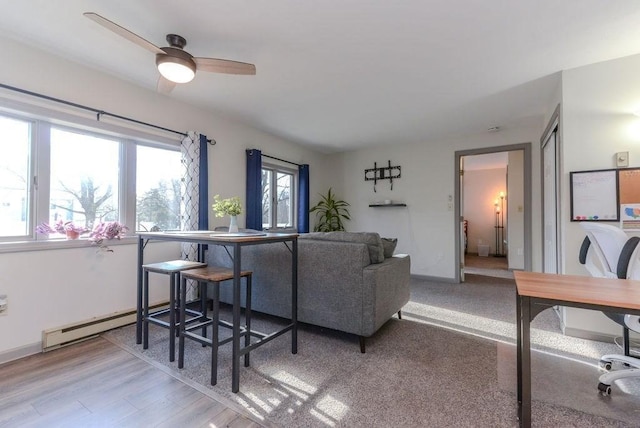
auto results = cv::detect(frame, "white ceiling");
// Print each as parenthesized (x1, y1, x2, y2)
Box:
(1, 1, 640, 153)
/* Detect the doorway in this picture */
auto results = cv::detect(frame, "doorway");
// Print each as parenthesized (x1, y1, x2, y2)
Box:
(462, 151, 512, 279)
(454, 143, 532, 283)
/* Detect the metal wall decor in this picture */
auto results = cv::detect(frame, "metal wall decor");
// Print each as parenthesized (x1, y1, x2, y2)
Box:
(364, 160, 401, 192)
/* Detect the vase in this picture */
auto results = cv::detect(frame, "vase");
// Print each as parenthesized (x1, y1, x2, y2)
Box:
(66, 230, 80, 240)
(228, 215, 239, 233)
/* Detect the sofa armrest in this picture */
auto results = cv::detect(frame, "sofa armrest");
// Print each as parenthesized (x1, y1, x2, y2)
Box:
(361, 254, 411, 336)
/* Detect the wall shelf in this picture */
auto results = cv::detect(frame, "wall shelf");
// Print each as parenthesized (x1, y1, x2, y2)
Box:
(369, 203, 407, 207)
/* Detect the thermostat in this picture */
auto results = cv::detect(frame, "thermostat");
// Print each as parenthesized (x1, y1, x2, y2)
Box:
(616, 151, 629, 168)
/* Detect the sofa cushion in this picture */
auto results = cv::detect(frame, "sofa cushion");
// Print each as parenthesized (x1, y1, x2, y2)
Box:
(381, 238, 398, 258)
(300, 231, 385, 263)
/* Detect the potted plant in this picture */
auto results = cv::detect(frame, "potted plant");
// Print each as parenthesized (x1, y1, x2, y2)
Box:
(212, 195, 243, 233)
(89, 221, 129, 252)
(309, 188, 351, 232)
(36, 220, 87, 240)
(36, 220, 128, 251)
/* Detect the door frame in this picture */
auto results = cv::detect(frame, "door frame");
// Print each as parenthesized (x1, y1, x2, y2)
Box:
(454, 143, 532, 283)
(541, 104, 562, 274)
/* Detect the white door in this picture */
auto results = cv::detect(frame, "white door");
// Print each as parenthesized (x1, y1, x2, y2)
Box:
(542, 125, 560, 273)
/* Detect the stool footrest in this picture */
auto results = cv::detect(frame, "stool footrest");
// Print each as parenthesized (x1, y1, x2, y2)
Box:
(147, 318, 171, 329)
(185, 319, 214, 331)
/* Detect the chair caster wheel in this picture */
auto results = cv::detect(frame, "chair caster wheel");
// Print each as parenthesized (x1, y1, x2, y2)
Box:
(598, 360, 612, 371)
(597, 382, 612, 396)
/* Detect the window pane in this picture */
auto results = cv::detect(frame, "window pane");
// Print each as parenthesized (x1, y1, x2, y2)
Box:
(50, 128, 120, 231)
(0, 116, 31, 237)
(276, 172, 292, 227)
(262, 169, 271, 229)
(136, 145, 182, 231)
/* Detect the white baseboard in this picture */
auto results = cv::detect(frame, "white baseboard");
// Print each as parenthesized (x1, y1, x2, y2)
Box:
(0, 342, 42, 365)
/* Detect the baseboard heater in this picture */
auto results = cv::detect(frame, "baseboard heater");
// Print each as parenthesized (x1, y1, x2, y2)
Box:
(42, 301, 169, 352)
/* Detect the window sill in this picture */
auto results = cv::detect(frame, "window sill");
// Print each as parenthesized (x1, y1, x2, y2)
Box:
(263, 227, 298, 234)
(0, 236, 138, 254)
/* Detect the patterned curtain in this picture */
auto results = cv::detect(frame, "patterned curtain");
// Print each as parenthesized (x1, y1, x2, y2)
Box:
(181, 132, 209, 299)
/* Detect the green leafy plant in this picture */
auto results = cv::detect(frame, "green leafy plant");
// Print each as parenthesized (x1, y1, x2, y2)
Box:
(309, 188, 351, 231)
(212, 195, 242, 217)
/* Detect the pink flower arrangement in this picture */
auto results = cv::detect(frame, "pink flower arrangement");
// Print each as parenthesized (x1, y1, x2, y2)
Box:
(36, 220, 87, 236)
(36, 220, 128, 251)
(89, 221, 129, 252)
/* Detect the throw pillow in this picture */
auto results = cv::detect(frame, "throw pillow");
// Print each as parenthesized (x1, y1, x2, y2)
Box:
(381, 238, 398, 258)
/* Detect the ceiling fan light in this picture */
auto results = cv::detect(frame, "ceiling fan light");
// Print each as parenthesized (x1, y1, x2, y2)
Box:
(156, 55, 196, 83)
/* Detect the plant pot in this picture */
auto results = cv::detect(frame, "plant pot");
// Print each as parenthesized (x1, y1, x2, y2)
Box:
(66, 230, 81, 240)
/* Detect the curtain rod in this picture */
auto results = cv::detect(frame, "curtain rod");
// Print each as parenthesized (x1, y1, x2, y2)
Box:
(0, 82, 216, 145)
(262, 153, 301, 167)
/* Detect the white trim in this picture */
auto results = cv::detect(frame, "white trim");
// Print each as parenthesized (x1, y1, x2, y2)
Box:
(0, 95, 179, 147)
(0, 341, 42, 365)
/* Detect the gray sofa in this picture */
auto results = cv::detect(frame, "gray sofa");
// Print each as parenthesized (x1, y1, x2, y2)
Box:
(206, 231, 411, 352)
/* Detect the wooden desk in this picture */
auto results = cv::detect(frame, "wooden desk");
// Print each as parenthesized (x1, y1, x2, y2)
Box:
(514, 271, 640, 427)
(136, 231, 298, 393)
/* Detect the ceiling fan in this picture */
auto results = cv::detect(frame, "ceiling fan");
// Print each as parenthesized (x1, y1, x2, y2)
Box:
(83, 12, 256, 93)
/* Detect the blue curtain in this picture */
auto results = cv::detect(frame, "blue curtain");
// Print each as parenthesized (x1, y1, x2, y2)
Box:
(246, 149, 263, 230)
(198, 134, 209, 230)
(298, 164, 310, 233)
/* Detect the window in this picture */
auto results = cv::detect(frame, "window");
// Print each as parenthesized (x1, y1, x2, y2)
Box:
(136, 145, 182, 231)
(49, 127, 120, 229)
(0, 115, 31, 238)
(262, 165, 295, 230)
(0, 108, 181, 244)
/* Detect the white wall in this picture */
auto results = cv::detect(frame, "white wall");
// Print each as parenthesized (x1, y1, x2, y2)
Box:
(0, 36, 330, 359)
(335, 124, 543, 279)
(559, 53, 640, 338)
(463, 168, 506, 255)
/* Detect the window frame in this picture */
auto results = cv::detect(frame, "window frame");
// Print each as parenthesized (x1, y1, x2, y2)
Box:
(262, 162, 297, 232)
(0, 99, 181, 252)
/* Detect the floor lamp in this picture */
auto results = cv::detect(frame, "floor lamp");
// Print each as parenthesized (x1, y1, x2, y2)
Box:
(494, 192, 505, 257)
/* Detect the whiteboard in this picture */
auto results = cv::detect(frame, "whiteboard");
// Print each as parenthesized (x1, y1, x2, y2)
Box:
(570, 169, 618, 221)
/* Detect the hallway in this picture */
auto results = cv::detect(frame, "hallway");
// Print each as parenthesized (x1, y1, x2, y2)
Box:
(464, 254, 513, 279)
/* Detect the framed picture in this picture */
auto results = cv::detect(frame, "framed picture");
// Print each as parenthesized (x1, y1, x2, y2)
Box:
(621, 204, 640, 230)
(570, 169, 619, 221)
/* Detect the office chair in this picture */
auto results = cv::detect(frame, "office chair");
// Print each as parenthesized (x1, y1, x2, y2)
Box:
(578, 222, 640, 396)
(579, 222, 629, 278)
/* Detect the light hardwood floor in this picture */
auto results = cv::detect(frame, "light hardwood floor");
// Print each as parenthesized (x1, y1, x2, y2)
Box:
(0, 337, 264, 428)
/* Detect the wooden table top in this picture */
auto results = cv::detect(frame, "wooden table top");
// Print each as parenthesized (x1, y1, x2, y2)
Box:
(137, 230, 298, 243)
(514, 271, 640, 311)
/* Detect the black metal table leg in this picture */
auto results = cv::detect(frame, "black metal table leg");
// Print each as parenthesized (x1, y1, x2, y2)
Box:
(244, 274, 251, 367)
(178, 275, 187, 369)
(519, 295, 532, 427)
(143, 269, 149, 349)
(232, 243, 241, 393)
(292, 238, 298, 354)
(168, 272, 176, 362)
(136, 236, 144, 344)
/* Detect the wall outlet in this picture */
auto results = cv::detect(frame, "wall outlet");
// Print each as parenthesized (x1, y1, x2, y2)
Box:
(0, 294, 7, 316)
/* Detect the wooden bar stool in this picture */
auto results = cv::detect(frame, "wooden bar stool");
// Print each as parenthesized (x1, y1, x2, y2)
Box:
(177, 266, 252, 386)
(142, 260, 207, 361)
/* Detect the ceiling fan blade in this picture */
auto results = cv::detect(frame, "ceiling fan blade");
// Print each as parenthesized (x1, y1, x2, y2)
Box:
(84, 12, 164, 55)
(194, 57, 256, 75)
(157, 75, 177, 94)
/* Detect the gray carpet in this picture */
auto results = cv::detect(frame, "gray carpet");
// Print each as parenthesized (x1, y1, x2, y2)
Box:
(105, 274, 640, 427)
